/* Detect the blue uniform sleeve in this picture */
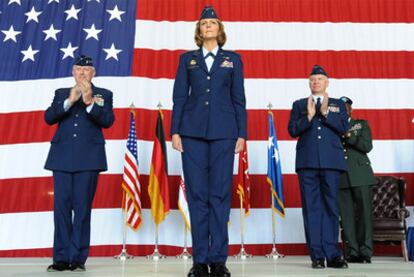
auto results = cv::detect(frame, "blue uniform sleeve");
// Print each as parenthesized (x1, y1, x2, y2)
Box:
(231, 54, 247, 139)
(171, 53, 190, 135)
(44, 89, 69, 125)
(288, 100, 312, 138)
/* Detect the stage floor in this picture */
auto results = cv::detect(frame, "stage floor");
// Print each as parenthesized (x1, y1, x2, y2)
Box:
(0, 256, 412, 277)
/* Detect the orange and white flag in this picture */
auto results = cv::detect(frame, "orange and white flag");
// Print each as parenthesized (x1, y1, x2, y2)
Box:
(178, 173, 191, 230)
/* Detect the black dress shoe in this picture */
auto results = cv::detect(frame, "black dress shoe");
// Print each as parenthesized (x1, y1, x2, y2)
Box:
(327, 256, 348, 268)
(210, 262, 231, 277)
(46, 261, 70, 272)
(360, 256, 371, 264)
(311, 259, 325, 269)
(346, 255, 361, 263)
(70, 262, 86, 272)
(188, 264, 209, 277)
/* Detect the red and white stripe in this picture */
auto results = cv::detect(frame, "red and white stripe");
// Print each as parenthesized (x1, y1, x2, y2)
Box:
(0, 0, 413, 256)
(122, 146, 142, 231)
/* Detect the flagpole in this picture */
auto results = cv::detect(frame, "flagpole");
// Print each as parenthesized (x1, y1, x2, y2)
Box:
(265, 195, 284, 259)
(176, 224, 192, 259)
(114, 193, 134, 260)
(115, 103, 137, 261)
(234, 194, 252, 259)
(147, 223, 166, 260)
(265, 102, 284, 259)
(148, 101, 168, 260)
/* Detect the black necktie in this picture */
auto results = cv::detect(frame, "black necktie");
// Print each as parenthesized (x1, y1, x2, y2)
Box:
(205, 52, 215, 59)
(316, 97, 321, 113)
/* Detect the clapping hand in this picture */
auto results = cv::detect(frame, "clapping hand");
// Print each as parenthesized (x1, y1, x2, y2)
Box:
(307, 95, 316, 121)
(68, 86, 81, 105)
(78, 80, 93, 106)
(320, 92, 329, 116)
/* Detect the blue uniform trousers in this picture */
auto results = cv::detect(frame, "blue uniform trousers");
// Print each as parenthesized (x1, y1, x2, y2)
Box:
(298, 169, 342, 261)
(52, 171, 99, 264)
(181, 137, 236, 264)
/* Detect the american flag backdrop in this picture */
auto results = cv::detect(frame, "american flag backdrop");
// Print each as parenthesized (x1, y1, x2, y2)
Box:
(0, 0, 413, 257)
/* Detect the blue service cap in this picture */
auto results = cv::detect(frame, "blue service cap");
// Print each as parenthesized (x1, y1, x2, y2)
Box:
(340, 96, 353, 105)
(310, 65, 328, 77)
(200, 6, 219, 20)
(74, 55, 93, 67)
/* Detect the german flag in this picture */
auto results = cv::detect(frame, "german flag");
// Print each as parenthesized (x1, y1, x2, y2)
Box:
(148, 109, 170, 225)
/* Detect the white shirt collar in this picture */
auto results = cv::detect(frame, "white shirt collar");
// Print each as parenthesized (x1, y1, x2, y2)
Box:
(202, 45, 219, 57)
(312, 95, 324, 103)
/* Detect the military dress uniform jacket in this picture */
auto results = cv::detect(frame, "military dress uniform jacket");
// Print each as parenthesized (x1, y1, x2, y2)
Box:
(171, 48, 247, 140)
(340, 119, 376, 188)
(44, 85, 115, 172)
(288, 97, 349, 171)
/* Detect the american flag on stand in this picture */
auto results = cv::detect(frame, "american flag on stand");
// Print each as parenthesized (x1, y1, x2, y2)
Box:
(121, 110, 142, 231)
(0, 0, 413, 257)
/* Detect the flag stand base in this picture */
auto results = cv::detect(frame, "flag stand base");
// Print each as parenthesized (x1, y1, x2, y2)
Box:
(114, 248, 134, 260)
(234, 246, 253, 259)
(265, 246, 285, 259)
(147, 247, 166, 260)
(176, 247, 192, 260)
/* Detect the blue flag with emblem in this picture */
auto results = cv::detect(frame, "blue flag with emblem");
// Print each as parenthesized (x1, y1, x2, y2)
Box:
(267, 111, 285, 217)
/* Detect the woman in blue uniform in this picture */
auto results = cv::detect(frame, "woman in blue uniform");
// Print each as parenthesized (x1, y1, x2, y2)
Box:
(171, 6, 247, 277)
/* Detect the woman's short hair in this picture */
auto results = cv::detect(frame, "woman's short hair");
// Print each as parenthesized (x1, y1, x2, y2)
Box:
(194, 20, 227, 47)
